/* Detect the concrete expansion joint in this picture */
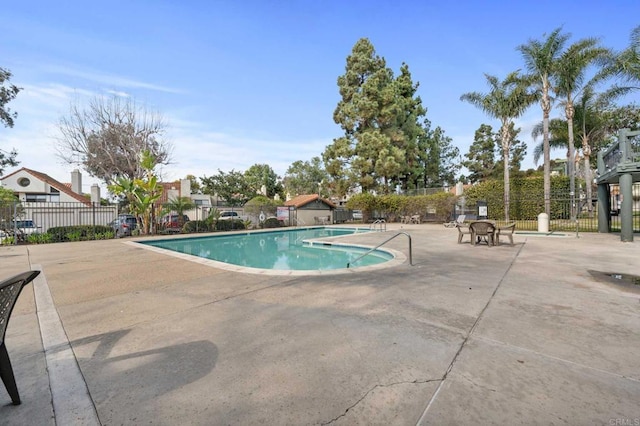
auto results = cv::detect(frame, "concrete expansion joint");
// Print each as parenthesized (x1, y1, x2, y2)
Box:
(201, 281, 294, 307)
(320, 378, 443, 425)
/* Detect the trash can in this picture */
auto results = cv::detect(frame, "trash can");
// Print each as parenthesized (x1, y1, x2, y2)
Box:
(476, 200, 488, 220)
(537, 213, 549, 233)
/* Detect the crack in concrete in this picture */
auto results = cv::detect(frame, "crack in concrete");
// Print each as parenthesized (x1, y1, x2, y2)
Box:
(320, 378, 443, 425)
(458, 372, 497, 393)
(415, 242, 527, 425)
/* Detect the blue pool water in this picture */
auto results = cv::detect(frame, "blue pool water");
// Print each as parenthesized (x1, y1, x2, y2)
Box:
(139, 227, 394, 271)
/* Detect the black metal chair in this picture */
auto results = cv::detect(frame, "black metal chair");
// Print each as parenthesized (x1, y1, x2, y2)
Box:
(0, 270, 41, 405)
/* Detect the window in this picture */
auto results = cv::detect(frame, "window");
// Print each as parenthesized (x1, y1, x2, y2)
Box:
(18, 177, 30, 187)
(194, 199, 210, 206)
(25, 194, 59, 202)
(26, 194, 46, 202)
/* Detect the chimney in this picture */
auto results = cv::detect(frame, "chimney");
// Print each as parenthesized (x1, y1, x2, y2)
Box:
(91, 184, 100, 204)
(71, 169, 82, 194)
(180, 178, 191, 197)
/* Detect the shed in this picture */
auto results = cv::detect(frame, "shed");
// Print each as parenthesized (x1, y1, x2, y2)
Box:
(284, 194, 336, 225)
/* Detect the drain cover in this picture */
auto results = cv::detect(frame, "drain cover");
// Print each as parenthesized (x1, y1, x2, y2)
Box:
(588, 270, 640, 293)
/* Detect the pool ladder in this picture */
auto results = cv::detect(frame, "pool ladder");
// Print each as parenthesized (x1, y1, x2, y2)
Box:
(347, 231, 412, 268)
(369, 219, 386, 232)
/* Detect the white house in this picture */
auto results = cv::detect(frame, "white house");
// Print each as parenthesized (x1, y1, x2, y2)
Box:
(1, 168, 117, 232)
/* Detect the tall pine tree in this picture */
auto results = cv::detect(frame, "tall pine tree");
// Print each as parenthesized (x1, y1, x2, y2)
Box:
(324, 38, 429, 195)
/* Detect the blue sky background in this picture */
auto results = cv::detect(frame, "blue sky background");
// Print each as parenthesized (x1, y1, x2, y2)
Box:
(2, 0, 639, 193)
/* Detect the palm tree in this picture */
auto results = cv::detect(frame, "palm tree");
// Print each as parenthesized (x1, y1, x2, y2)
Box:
(461, 71, 538, 221)
(518, 28, 570, 216)
(553, 37, 609, 220)
(602, 25, 640, 94)
(108, 150, 163, 235)
(162, 196, 196, 229)
(531, 118, 572, 165)
(574, 88, 610, 210)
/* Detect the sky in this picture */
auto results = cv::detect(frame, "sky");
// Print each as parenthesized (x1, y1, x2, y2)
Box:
(2, 0, 639, 195)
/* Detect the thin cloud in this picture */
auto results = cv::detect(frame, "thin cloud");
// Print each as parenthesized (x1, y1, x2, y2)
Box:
(43, 64, 185, 94)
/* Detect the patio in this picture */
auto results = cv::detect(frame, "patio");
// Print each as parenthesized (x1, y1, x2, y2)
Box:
(1, 224, 639, 425)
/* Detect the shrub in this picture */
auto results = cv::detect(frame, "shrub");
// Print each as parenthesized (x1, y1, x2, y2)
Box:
(47, 225, 114, 242)
(345, 193, 378, 222)
(245, 196, 282, 217)
(464, 176, 573, 220)
(214, 219, 246, 231)
(262, 217, 282, 228)
(27, 233, 53, 244)
(1, 236, 15, 245)
(183, 220, 212, 233)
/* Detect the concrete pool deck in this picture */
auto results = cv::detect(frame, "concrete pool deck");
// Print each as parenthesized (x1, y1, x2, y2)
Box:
(1, 224, 639, 425)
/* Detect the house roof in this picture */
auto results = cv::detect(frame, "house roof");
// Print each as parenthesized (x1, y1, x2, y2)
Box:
(1, 167, 91, 206)
(284, 194, 336, 209)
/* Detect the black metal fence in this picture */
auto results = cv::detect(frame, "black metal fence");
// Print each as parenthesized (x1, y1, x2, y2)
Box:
(2, 191, 637, 245)
(1, 201, 118, 235)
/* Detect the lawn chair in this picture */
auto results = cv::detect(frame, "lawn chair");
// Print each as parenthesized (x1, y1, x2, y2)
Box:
(445, 214, 466, 228)
(457, 223, 471, 243)
(470, 221, 496, 246)
(496, 223, 516, 246)
(1, 270, 41, 405)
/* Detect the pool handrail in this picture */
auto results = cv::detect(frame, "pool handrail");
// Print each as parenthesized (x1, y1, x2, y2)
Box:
(369, 219, 386, 232)
(347, 231, 412, 268)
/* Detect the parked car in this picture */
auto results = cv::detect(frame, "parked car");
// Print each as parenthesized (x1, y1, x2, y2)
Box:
(14, 220, 40, 235)
(161, 214, 190, 232)
(109, 215, 138, 238)
(218, 211, 240, 220)
(0, 219, 41, 242)
(352, 210, 363, 220)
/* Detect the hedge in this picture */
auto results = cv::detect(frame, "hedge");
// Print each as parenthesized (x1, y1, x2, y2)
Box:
(345, 192, 456, 222)
(47, 225, 114, 242)
(262, 217, 282, 228)
(182, 220, 213, 233)
(464, 176, 574, 220)
(214, 219, 246, 231)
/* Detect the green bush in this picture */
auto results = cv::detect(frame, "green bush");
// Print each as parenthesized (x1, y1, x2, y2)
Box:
(262, 217, 282, 228)
(47, 225, 114, 242)
(245, 196, 282, 217)
(346, 192, 456, 222)
(464, 176, 573, 220)
(27, 233, 53, 244)
(183, 220, 212, 233)
(345, 193, 378, 222)
(1, 236, 15, 245)
(214, 219, 246, 231)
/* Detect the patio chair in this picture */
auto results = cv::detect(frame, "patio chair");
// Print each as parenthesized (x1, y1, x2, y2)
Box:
(469, 221, 496, 246)
(457, 223, 471, 244)
(496, 222, 516, 246)
(444, 214, 466, 228)
(1, 270, 41, 405)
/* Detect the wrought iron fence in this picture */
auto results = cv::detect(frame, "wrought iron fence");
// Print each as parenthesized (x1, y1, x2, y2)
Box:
(1, 202, 118, 232)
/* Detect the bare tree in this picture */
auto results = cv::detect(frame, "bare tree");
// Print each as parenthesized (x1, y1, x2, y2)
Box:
(56, 96, 172, 185)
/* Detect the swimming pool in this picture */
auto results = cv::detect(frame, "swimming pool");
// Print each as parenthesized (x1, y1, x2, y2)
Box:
(137, 227, 397, 274)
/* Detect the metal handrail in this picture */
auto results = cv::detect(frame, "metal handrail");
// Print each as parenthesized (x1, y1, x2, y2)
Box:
(347, 231, 412, 268)
(369, 219, 386, 232)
